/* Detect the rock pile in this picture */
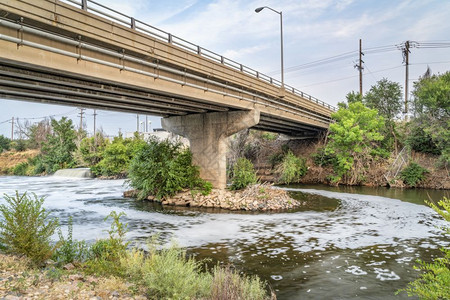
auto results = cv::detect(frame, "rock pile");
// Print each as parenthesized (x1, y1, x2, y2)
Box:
(125, 183, 302, 211)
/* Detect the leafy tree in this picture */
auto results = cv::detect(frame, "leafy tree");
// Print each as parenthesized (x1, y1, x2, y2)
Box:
(364, 78, 403, 152)
(76, 133, 109, 167)
(41, 117, 77, 173)
(93, 135, 146, 177)
(0, 135, 11, 152)
(411, 71, 450, 164)
(364, 78, 403, 121)
(230, 157, 258, 190)
(337, 91, 362, 109)
(128, 138, 211, 200)
(325, 101, 388, 184)
(25, 119, 51, 149)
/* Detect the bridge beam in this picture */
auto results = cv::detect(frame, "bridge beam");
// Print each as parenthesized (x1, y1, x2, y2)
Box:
(162, 110, 260, 189)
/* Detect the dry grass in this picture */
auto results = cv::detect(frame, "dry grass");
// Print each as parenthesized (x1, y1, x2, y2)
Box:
(0, 149, 39, 174)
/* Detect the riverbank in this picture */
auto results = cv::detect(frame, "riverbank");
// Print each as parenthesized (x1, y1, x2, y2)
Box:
(252, 138, 450, 190)
(0, 253, 145, 300)
(124, 183, 302, 211)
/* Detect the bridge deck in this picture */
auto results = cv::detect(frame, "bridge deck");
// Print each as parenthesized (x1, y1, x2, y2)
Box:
(0, 0, 335, 136)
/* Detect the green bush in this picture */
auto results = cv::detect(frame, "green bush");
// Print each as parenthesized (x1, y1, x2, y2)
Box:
(312, 146, 337, 167)
(0, 135, 10, 152)
(12, 162, 30, 176)
(399, 197, 450, 298)
(0, 191, 59, 265)
(399, 162, 428, 187)
(406, 125, 440, 155)
(230, 157, 258, 190)
(277, 151, 307, 184)
(128, 138, 211, 200)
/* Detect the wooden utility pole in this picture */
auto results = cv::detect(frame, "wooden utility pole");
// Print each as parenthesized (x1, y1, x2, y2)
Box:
(10, 117, 14, 140)
(359, 39, 363, 97)
(93, 109, 97, 136)
(403, 41, 410, 116)
(136, 114, 139, 133)
(78, 108, 85, 132)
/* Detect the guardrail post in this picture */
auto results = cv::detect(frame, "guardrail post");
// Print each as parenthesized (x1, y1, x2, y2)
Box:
(240, 64, 243, 72)
(220, 56, 224, 64)
(130, 17, 136, 29)
(197, 46, 201, 55)
(270, 78, 273, 84)
(81, 0, 88, 11)
(168, 34, 173, 44)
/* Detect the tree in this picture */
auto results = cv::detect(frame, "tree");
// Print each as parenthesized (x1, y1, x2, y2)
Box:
(337, 91, 362, 109)
(0, 135, 11, 152)
(411, 71, 450, 164)
(364, 78, 403, 121)
(364, 79, 403, 152)
(41, 117, 77, 173)
(325, 101, 388, 184)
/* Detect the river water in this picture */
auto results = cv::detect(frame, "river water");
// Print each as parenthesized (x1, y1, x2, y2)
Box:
(0, 176, 448, 299)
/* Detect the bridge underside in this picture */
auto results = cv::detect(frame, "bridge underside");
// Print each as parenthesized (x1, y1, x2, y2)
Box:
(0, 58, 324, 138)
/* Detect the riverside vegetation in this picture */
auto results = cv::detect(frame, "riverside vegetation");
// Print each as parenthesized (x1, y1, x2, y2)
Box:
(0, 191, 274, 299)
(1, 71, 448, 190)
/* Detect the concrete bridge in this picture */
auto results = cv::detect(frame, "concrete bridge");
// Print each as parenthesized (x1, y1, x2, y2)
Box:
(0, 0, 336, 188)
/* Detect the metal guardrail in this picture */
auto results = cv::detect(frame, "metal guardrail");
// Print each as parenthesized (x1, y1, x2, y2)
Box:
(61, 0, 336, 111)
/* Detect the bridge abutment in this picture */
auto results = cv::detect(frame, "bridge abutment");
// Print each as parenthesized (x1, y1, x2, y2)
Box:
(162, 110, 260, 189)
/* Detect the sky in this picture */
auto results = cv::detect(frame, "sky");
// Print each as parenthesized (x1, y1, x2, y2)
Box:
(2, 0, 450, 138)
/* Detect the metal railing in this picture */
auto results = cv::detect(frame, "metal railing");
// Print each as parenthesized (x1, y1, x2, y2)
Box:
(61, 0, 336, 111)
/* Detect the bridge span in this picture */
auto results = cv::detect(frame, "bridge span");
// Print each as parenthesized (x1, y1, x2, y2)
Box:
(0, 0, 336, 188)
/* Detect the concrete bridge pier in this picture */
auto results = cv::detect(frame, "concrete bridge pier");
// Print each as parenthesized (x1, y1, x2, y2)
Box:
(162, 110, 260, 189)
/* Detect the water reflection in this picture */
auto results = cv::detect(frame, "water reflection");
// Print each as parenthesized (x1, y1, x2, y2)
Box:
(0, 177, 448, 299)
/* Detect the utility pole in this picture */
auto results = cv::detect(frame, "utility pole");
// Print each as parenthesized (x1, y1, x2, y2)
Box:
(403, 41, 410, 117)
(354, 39, 364, 98)
(136, 114, 139, 133)
(78, 108, 86, 132)
(359, 39, 364, 97)
(10, 117, 14, 140)
(93, 109, 97, 136)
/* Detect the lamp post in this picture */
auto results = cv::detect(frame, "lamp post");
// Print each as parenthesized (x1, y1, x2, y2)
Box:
(255, 6, 284, 89)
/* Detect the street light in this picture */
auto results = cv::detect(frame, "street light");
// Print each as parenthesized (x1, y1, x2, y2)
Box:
(255, 6, 284, 90)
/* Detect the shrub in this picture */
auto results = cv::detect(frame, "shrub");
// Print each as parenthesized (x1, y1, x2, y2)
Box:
(142, 241, 212, 299)
(211, 265, 271, 300)
(119, 240, 272, 300)
(399, 162, 428, 187)
(399, 197, 450, 298)
(0, 134, 10, 152)
(312, 146, 337, 167)
(277, 151, 307, 184)
(406, 125, 440, 155)
(0, 191, 59, 265)
(230, 157, 258, 190)
(128, 138, 211, 200)
(12, 162, 30, 176)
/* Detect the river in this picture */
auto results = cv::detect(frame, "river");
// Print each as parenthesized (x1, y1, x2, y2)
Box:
(0, 176, 448, 299)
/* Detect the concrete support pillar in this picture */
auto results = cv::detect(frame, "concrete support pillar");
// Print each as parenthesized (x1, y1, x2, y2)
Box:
(162, 110, 260, 189)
